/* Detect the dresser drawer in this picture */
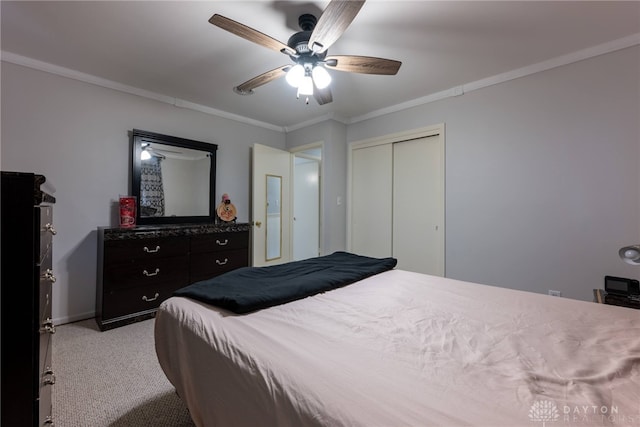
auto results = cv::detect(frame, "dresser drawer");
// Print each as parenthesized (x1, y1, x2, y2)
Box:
(105, 236, 189, 265)
(190, 231, 249, 254)
(38, 274, 54, 404)
(190, 248, 249, 283)
(39, 280, 53, 334)
(38, 205, 54, 266)
(104, 255, 189, 291)
(96, 224, 251, 330)
(39, 331, 53, 427)
(39, 260, 54, 332)
(102, 281, 182, 320)
(38, 286, 54, 422)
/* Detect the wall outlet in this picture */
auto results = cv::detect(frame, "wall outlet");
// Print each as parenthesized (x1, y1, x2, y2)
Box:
(548, 290, 562, 297)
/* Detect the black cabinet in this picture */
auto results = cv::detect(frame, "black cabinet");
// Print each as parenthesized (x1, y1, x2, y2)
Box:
(96, 223, 250, 330)
(1, 171, 56, 427)
(594, 288, 640, 309)
(605, 295, 640, 309)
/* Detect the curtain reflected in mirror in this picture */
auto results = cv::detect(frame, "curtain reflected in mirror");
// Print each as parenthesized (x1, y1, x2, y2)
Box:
(266, 174, 282, 261)
(140, 156, 165, 216)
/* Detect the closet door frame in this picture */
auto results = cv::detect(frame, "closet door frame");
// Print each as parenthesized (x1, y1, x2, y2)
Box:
(347, 124, 445, 274)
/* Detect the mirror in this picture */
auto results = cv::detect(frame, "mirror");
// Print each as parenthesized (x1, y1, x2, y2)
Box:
(131, 129, 217, 225)
(266, 174, 282, 260)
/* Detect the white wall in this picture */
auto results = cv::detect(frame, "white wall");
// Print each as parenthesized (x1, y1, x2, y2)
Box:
(1, 62, 285, 324)
(347, 46, 640, 301)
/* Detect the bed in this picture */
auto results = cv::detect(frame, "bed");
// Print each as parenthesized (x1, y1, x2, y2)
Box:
(154, 252, 640, 427)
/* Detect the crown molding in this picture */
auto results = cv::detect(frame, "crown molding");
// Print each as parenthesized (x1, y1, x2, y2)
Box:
(2, 32, 638, 132)
(348, 32, 640, 124)
(0, 51, 285, 133)
(284, 111, 349, 133)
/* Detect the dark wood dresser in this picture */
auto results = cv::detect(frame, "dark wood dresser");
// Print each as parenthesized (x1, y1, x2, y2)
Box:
(1, 171, 57, 426)
(96, 223, 250, 330)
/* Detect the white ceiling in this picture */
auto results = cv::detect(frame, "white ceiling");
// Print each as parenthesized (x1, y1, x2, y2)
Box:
(2, 1, 639, 130)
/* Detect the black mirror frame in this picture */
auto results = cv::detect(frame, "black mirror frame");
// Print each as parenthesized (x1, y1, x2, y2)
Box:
(131, 129, 218, 225)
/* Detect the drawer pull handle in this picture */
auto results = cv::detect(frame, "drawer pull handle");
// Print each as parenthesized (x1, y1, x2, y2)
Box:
(216, 239, 229, 246)
(42, 318, 56, 334)
(143, 245, 161, 253)
(43, 368, 56, 385)
(44, 223, 57, 235)
(216, 258, 229, 265)
(142, 293, 160, 302)
(44, 415, 54, 425)
(143, 268, 160, 277)
(43, 269, 57, 283)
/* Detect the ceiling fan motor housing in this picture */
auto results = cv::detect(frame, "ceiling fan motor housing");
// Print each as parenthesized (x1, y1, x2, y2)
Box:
(287, 14, 327, 63)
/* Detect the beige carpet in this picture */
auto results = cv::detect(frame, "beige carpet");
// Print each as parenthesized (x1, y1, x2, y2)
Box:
(52, 318, 195, 426)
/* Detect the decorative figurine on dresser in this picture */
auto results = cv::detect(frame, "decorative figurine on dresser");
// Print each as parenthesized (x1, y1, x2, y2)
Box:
(216, 193, 237, 223)
(1, 171, 57, 426)
(95, 129, 251, 331)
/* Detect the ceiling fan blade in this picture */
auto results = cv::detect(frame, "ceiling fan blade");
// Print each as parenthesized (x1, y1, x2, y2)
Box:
(308, 0, 365, 54)
(313, 84, 333, 105)
(151, 147, 182, 154)
(209, 14, 297, 57)
(235, 66, 291, 94)
(142, 143, 181, 154)
(324, 55, 401, 75)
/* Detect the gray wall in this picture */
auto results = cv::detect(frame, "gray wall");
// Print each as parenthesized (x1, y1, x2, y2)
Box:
(1, 62, 285, 323)
(2, 45, 638, 324)
(347, 46, 640, 301)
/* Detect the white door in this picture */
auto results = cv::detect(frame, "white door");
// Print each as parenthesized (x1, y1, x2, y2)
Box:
(251, 144, 291, 266)
(293, 157, 320, 260)
(393, 135, 444, 275)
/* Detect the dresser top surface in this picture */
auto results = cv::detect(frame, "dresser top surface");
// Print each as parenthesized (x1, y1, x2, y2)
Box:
(100, 222, 250, 240)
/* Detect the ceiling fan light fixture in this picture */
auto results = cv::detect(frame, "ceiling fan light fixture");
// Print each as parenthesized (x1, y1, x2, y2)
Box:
(312, 66, 331, 89)
(298, 76, 314, 96)
(140, 148, 151, 161)
(286, 64, 305, 88)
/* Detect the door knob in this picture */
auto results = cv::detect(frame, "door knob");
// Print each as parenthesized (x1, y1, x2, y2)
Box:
(254, 221, 262, 228)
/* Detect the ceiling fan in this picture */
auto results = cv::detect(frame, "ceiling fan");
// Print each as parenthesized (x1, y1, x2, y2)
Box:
(209, 0, 402, 105)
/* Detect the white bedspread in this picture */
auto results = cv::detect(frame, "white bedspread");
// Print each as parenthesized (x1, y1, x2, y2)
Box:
(154, 270, 640, 427)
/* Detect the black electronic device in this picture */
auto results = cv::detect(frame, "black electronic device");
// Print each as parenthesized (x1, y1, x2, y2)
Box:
(604, 275, 640, 297)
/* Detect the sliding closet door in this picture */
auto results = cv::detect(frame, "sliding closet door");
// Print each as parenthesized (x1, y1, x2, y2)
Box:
(393, 135, 444, 276)
(349, 125, 445, 274)
(350, 144, 393, 258)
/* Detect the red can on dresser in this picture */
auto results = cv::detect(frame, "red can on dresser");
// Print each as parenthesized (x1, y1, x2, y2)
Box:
(119, 195, 136, 228)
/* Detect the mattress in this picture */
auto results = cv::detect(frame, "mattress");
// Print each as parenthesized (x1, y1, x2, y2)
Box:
(154, 269, 640, 427)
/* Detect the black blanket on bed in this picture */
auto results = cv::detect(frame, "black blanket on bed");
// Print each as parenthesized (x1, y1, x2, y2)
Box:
(173, 251, 397, 314)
